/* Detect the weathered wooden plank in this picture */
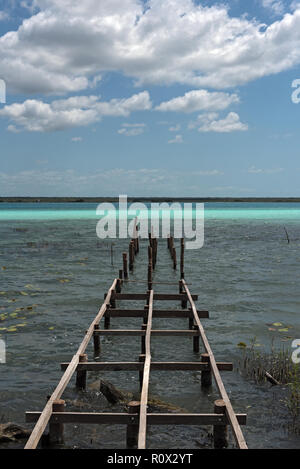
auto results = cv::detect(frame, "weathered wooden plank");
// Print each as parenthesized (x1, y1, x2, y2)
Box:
(60, 361, 233, 372)
(182, 280, 248, 450)
(105, 309, 209, 318)
(138, 290, 153, 449)
(26, 412, 247, 426)
(24, 279, 118, 450)
(93, 329, 200, 336)
(114, 293, 198, 301)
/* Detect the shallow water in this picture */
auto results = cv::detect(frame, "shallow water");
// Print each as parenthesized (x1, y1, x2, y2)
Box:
(0, 202, 300, 449)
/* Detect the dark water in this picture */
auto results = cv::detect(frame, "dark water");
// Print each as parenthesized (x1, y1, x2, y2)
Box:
(1, 202, 300, 449)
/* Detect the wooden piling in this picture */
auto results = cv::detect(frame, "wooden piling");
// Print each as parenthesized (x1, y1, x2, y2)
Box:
(49, 399, 65, 444)
(122, 252, 128, 279)
(139, 354, 146, 389)
(213, 400, 228, 449)
(126, 401, 140, 448)
(148, 263, 153, 291)
(180, 238, 184, 279)
(129, 241, 135, 271)
(93, 324, 101, 357)
(76, 354, 88, 390)
(201, 353, 212, 388)
(172, 247, 177, 269)
(116, 278, 122, 294)
(193, 325, 200, 353)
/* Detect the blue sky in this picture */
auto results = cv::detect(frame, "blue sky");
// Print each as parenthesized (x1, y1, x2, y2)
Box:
(0, 0, 300, 197)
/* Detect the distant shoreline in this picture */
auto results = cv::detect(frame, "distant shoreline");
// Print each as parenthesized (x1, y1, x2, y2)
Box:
(1, 197, 300, 203)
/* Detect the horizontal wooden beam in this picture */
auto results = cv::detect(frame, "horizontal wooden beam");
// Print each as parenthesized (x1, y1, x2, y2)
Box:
(60, 361, 233, 372)
(26, 412, 246, 426)
(92, 329, 200, 336)
(105, 309, 209, 319)
(114, 293, 198, 301)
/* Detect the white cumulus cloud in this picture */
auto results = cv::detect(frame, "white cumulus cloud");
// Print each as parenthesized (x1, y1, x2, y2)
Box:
(192, 112, 248, 133)
(0, 91, 152, 132)
(1, 1, 300, 93)
(156, 90, 239, 113)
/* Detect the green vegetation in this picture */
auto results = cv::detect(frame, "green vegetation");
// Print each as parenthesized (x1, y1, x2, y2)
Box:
(238, 339, 300, 433)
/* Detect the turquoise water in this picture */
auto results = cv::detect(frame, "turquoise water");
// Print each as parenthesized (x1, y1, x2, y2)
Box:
(1, 202, 300, 221)
(0, 202, 300, 449)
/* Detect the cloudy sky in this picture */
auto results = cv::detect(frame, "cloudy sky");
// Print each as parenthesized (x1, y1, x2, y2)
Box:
(0, 0, 300, 196)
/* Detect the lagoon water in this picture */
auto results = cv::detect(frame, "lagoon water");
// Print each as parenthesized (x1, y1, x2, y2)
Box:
(1, 202, 300, 449)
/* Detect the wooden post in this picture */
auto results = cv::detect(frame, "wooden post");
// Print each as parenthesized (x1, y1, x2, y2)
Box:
(129, 241, 134, 271)
(49, 399, 65, 444)
(201, 353, 212, 388)
(213, 400, 228, 449)
(180, 238, 184, 279)
(148, 245, 153, 267)
(148, 263, 152, 291)
(104, 312, 110, 329)
(116, 278, 122, 293)
(193, 325, 200, 353)
(172, 247, 177, 269)
(123, 252, 128, 279)
(139, 354, 146, 390)
(141, 324, 147, 355)
(76, 354, 88, 390)
(126, 401, 140, 448)
(93, 324, 100, 357)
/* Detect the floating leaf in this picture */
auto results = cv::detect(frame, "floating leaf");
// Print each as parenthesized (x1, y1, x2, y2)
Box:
(20, 291, 28, 296)
(16, 323, 26, 327)
(0, 292, 6, 295)
(237, 342, 247, 348)
(0, 327, 7, 331)
(7, 327, 17, 332)
(268, 327, 276, 331)
(49, 326, 54, 330)
(2, 266, 6, 270)
(273, 322, 283, 327)
(278, 328, 289, 332)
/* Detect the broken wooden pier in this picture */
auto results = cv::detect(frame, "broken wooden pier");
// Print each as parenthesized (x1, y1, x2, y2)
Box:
(24, 233, 247, 450)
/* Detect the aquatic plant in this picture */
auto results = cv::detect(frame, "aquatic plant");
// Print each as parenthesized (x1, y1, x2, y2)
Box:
(237, 338, 300, 433)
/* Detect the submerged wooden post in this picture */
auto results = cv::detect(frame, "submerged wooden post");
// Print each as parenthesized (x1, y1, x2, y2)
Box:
(148, 263, 153, 291)
(213, 400, 228, 449)
(129, 241, 134, 271)
(93, 324, 100, 357)
(126, 401, 140, 448)
(123, 252, 128, 279)
(201, 353, 212, 388)
(141, 324, 147, 355)
(116, 277, 122, 293)
(180, 238, 184, 278)
(76, 354, 88, 390)
(139, 354, 146, 390)
(172, 247, 177, 269)
(193, 325, 200, 353)
(49, 399, 65, 444)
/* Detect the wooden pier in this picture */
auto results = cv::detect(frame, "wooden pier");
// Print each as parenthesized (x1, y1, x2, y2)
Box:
(24, 234, 248, 450)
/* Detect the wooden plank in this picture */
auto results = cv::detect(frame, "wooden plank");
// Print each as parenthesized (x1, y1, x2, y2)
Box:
(138, 290, 153, 449)
(24, 279, 118, 450)
(26, 412, 133, 425)
(26, 412, 246, 426)
(60, 361, 233, 372)
(106, 309, 209, 319)
(181, 280, 248, 450)
(114, 293, 198, 301)
(93, 329, 200, 336)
